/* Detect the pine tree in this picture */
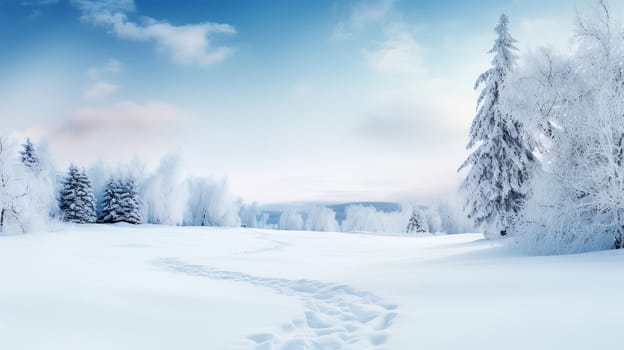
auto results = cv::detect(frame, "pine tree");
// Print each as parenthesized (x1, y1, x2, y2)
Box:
(120, 177, 143, 224)
(20, 138, 40, 173)
(59, 165, 96, 223)
(99, 177, 143, 224)
(458, 14, 536, 237)
(99, 178, 122, 223)
(406, 209, 427, 233)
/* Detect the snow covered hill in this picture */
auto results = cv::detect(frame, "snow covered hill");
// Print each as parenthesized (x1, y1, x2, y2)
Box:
(0, 225, 622, 349)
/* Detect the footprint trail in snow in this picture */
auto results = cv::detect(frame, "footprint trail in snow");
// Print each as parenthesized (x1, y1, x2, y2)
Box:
(157, 258, 398, 350)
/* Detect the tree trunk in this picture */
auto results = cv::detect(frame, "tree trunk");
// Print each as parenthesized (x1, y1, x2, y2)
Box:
(0, 208, 5, 233)
(614, 228, 623, 249)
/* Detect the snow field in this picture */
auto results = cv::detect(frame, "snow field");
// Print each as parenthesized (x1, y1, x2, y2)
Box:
(1, 225, 624, 349)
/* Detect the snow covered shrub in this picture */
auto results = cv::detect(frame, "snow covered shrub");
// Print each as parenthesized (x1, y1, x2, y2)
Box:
(304, 206, 339, 232)
(278, 209, 304, 231)
(142, 155, 188, 225)
(184, 177, 240, 227)
(341, 204, 412, 233)
(59, 165, 97, 224)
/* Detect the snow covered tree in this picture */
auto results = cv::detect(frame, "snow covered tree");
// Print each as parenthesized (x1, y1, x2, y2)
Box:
(59, 165, 96, 224)
(142, 155, 187, 225)
(184, 177, 240, 227)
(511, 0, 624, 253)
(278, 209, 304, 230)
(304, 206, 339, 232)
(0, 137, 32, 233)
(240, 202, 269, 228)
(19, 138, 58, 223)
(99, 178, 121, 223)
(340, 204, 411, 233)
(459, 14, 536, 238)
(119, 177, 142, 224)
(19, 138, 40, 173)
(99, 177, 143, 224)
(406, 209, 427, 233)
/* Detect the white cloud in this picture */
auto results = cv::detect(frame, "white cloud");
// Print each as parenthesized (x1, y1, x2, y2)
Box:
(83, 58, 122, 99)
(364, 27, 426, 74)
(60, 101, 184, 133)
(20, 0, 60, 6)
(20, 0, 60, 19)
(333, 0, 395, 39)
(71, 0, 134, 12)
(83, 81, 119, 99)
(27, 9, 42, 19)
(349, 0, 394, 26)
(74, 0, 236, 67)
(354, 84, 470, 151)
(87, 58, 122, 80)
(333, 1, 426, 75)
(51, 101, 190, 163)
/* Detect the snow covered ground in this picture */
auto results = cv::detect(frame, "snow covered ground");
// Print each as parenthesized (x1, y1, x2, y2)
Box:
(0, 225, 622, 350)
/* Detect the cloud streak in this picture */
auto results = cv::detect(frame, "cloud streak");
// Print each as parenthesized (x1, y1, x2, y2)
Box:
(73, 0, 236, 67)
(20, 0, 60, 19)
(84, 58, 122, 99)
(57, 101, 185, 136)
(87, 58, 122, 80)
(364, 26, 426, 74)
(333, 0, 395, 39)
(335, 0, 426, 75)
(51, 100, 190, 163)
(20, 0, 60, 6)
(83, 81, 119, 99)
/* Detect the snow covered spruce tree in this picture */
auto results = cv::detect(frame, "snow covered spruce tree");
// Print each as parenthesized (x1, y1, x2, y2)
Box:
(19, 138, 40, 173)
(99, 178, 120, 223)
(59, 165, 96, 224)
(406, 209, 427, 233)
(459, 14, 536, 238)
(99, 177, 143, 224)
(121, 177, 143, 224)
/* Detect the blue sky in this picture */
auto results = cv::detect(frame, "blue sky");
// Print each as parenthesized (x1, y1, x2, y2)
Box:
(0, 0, 605, 203)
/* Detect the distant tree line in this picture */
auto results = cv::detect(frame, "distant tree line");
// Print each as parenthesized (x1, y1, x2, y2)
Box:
(0, 136, 468, 235)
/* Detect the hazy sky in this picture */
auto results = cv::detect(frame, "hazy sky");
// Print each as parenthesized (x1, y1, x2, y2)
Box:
(0, 0, 604, 204)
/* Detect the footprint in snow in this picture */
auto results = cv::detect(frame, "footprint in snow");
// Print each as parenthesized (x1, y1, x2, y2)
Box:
(156, 258, 398, 350)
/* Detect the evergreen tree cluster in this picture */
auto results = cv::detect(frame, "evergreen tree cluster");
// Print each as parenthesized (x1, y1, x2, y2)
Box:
(99, 177, 143, 224)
